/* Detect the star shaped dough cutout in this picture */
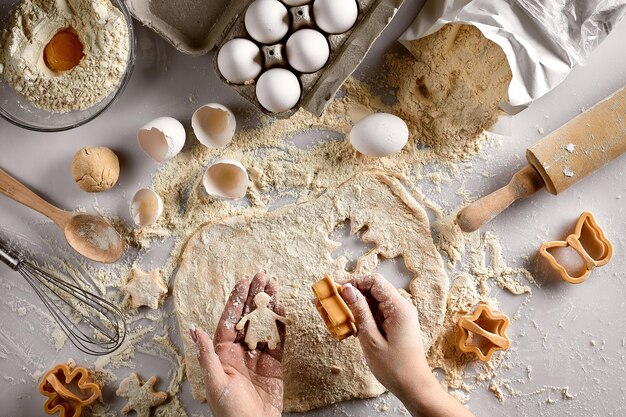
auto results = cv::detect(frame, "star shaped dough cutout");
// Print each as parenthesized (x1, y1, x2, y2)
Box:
(124, 268, 168, 309)
(116, 373, 167, 417)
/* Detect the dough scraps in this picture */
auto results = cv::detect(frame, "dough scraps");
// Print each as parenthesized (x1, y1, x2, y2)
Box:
(174, 171, 449, 412)
(116, 373, 167, 417)
(236, 292, 291, 350)
(124, 268, 168, 310)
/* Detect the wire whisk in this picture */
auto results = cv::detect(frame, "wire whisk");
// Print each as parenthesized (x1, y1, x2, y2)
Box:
(0, 241, 126, 356)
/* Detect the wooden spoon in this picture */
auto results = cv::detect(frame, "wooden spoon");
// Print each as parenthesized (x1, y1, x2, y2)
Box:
(0, 168, 125, 263)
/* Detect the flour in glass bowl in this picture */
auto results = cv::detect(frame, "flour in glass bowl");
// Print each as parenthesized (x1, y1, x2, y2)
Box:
(0, 0, 130, 113)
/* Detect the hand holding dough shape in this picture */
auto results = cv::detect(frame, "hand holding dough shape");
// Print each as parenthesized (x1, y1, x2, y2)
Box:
(236, 292, 292, 350)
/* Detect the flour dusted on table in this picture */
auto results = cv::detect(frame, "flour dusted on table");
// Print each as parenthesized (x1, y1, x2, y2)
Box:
(0, 0, 130, 112)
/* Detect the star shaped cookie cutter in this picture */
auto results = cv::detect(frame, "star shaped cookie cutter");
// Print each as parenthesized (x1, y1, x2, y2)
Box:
(38, 363, 100, 417)
(539, 211, 613, 284)
(456, 302, 511, 362)
(312, 275, 357, 340)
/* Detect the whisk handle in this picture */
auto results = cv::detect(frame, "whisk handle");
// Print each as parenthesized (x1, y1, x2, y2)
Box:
(0, 241, 20, 270)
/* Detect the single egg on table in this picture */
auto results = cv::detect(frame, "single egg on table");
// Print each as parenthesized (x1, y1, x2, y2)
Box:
(313, 0, 358, 34)
(192, 103, 237, 148)
(349, 113, 409, 157)
(217, 38, 263, 84)
(256, 68, 301, 113)
(203, 159, 249, 200)
(137, 117, 186, 162)
(245, 0, 290, 44)
(130, 189, 164, 227)
(286, 29, 329, 73)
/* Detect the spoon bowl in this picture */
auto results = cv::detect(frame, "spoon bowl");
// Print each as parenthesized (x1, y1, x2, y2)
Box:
(64, 214, 126, 263)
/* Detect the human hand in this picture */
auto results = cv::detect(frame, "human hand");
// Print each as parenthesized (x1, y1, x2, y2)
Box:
(190, 272, 286, 417)
(341, 273, 473, 417)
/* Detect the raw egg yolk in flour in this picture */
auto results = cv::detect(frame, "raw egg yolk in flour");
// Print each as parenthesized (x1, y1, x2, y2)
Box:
(44, 29, 84, 72)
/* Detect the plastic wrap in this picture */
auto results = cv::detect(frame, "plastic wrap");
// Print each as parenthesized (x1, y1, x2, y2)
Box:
(400, 0, 626, 109)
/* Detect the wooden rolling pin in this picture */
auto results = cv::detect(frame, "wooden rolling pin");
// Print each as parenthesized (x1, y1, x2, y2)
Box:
(457, 86, 626, 233)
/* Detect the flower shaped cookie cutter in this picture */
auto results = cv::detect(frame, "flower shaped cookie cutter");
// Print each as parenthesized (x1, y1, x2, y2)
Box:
(312, 275, 357, 341)
(539, 211, 613, 284)
(38, 363, 100, 417)
(456, 302, 511, 362)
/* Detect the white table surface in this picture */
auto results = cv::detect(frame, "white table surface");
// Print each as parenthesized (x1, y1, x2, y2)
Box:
(1, 1, 625, 416)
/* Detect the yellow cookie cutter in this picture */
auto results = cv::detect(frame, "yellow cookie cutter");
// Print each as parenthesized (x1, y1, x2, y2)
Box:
(312, 275, 357, 341)
(38, 363, 100, 417)
(539, 211, 613, 284)
(456, 302, 511, 362)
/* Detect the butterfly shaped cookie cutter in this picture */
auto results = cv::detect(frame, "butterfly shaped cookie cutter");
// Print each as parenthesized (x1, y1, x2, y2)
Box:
(456, 302, 511, 362)
(38, 363, 100, 417)
(539, 211, 613, 284)
(312, 275, 357, 341)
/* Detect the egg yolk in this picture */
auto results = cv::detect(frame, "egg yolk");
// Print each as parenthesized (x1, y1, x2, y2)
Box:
(44, 29, 84, 72)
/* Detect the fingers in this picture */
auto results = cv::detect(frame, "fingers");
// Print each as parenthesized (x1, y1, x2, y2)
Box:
(215, 277, 250, 344)
(350, 273, 403, 304)
(192, 327, 226, 398)
(265, 276, 286, 361)
(341, 283, 385, 349)
(245, 271, 270, 314)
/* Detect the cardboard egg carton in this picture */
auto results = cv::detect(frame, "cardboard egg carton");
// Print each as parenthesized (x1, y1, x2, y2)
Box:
(124, 0, 405, 117)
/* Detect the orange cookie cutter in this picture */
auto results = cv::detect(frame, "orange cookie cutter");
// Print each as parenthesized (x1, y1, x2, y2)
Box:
(539, 211, 613, 284)
(38, 363, 100, 417)
(312, 275, 357, 341)
(456, 302, 511, 362)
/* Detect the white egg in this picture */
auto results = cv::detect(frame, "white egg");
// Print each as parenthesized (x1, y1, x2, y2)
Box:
(286, 29, 329, 73)
(282, 0, 310, 5)
(217, 38, 263, 84)
(349, 113, 409, 157)
(137, 117, 186, 162)
(256, 68, 301, 113)
(130, 188, 164, 227)
(245, 0, 289, 44)
(313, 0, 358, 34)
(192, 103, 237, 148)
(203, 159, 249, 200)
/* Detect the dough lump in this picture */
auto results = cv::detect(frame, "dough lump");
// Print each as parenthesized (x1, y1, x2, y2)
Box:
(71, 147, 120, 192)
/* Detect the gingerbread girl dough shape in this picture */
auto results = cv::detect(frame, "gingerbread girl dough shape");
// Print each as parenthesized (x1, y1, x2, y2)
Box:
(236, 292, 291, 350)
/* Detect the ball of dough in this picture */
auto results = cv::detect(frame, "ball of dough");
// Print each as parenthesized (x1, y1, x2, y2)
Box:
(71, 147, 120, 192)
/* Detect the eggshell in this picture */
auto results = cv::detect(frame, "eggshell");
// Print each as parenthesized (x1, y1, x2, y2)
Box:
(313, 0, 358, 34)
(137, 117, 186, 162)
(192, 103, 237, 148)
(282, 0, 310, 5)
(286, 29, 329, 73)
(256, 68, 301, 113)
(349, 113, 409, 157)
(203, 159, 250, 200)
(130, 188, 164, 227)
(245, 0, 289, 44)
(217, 38, 263, 84)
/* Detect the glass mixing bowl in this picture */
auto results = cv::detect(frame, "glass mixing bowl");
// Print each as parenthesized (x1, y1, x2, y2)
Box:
(0, 0, 136, 132)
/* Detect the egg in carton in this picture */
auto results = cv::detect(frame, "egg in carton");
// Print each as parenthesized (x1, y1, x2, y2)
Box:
(214, 0, 406, 118)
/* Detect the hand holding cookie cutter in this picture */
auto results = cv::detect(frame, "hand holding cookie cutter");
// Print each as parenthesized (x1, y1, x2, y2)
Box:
(456, 303, 511, 362)
(539, 211, 613, 284)
(38, 364, 100, 417)
(312, 275, 357, 340)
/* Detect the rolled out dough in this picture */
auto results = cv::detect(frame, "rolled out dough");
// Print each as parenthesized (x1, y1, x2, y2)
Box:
(174, 171, 448, 412)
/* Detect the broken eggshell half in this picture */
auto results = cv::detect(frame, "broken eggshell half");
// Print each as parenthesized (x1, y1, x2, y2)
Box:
(202, 159, 249, 200)
(130, 188, 164, 227)
(137, 117, 186, 162)
(191, 103, 237, 148)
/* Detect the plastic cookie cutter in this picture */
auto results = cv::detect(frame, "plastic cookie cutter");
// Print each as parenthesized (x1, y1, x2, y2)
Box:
(456, 302, 511, 362)
(312, 275, 357, 341)
(539, 211, 613, 284)
(38, 363, 100, 417)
